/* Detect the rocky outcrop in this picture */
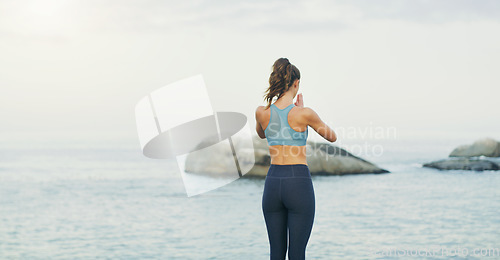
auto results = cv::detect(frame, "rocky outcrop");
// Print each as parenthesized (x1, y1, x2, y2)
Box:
(422, 137, 500, 171)
(449, 138, 500, 157)
(423, 158, 499, 171)
(185, 135, 389, 178)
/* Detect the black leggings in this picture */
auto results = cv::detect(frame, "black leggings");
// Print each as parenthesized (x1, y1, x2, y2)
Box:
(262, 164, 315, 260)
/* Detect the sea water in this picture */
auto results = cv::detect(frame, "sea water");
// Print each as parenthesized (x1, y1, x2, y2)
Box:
(0, 134, 499, 259)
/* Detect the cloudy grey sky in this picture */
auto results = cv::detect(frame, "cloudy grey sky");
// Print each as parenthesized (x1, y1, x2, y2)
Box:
(1, 0, 499, 145)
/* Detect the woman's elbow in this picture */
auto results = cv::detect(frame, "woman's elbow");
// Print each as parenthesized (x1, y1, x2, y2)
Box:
(329, 133, 337, 142)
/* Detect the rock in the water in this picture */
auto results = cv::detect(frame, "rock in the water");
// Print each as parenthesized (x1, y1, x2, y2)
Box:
(449, 138, 500, 157)
(304, 142, 389, 175)
(184, 135, 390, 178)
(183, 135, 256, 178)
(423, 158, 500, 171)
(246, 136, 389, 177)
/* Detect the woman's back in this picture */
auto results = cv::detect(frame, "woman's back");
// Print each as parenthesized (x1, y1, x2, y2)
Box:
(256, 99, 336, 165)
(256, 102, 310, 165)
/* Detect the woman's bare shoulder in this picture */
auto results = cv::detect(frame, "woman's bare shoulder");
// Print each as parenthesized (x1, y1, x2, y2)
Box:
(256, 105, 270, 113)
(256, 105, 267, 111)
(296, 106, 315, 115)
(295, 106, 319, 122)
(255, 105, 267, 119)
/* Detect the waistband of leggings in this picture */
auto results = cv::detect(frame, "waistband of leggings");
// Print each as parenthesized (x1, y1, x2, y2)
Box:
(267, 164, 311, 178)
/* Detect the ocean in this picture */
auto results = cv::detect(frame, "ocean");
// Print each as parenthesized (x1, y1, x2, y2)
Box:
(1, 133, 499, 259)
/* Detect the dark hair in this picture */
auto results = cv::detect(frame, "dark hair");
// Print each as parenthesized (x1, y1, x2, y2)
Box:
(263, 58, 301, 109)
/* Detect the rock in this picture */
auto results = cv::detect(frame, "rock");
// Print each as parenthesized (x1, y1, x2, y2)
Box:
(184, 135, 390, 178)
(449, 138, 500, 157)
(245, 136, 390, 177)
(303, 141, 389, 175)
(184, 135, 256, 178)
(422, 158, 499, 171)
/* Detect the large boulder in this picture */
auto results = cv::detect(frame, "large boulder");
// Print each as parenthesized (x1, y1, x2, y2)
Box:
(304, 141, 388, 176)
(449, 138, 500, 157)
(423, 158, 499, 171)
(185, 135, 389, 178)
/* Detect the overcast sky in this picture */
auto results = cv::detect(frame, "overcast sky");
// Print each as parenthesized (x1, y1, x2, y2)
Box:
(1, 0, 499, 145)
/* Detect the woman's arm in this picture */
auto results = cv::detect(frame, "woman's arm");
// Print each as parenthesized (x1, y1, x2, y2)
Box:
(303, 107, 337, 142)
(255, 106, 266, 139)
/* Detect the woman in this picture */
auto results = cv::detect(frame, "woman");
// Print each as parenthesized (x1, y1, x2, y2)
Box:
(255, 58, 337, 259)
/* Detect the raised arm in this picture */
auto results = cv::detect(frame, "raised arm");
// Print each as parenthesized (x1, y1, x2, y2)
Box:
(303, 107, 337, 142)
(255, 106, 266, 139)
